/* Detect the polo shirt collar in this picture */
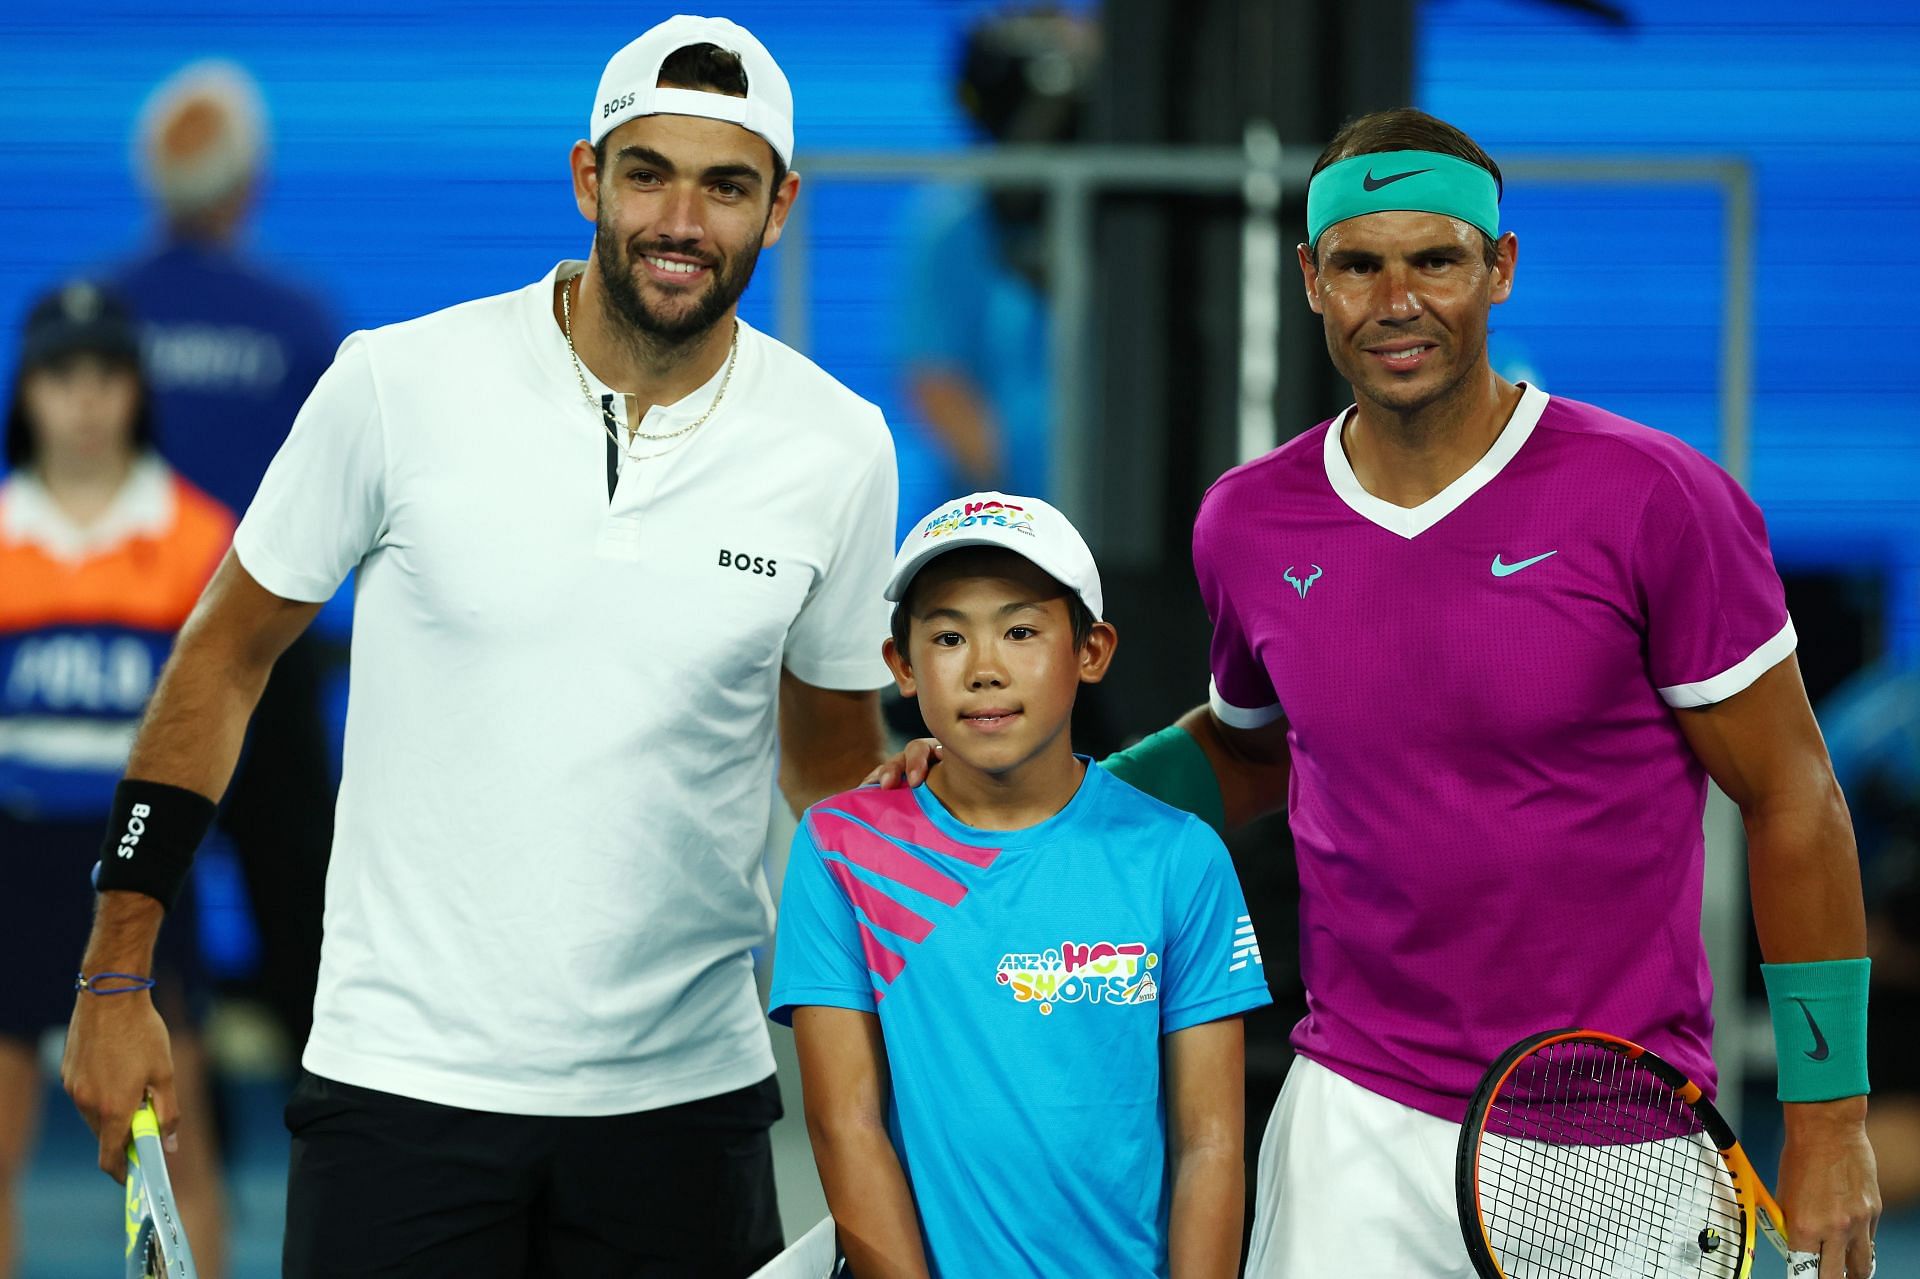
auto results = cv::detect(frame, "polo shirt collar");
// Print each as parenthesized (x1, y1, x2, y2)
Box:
(1, 454, 176, 562)
(528, 260, 744, 433)
(1323, 382, 1547, 540)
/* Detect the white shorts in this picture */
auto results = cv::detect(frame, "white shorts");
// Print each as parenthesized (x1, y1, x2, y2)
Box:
(1244, 1056, 1475, 1278)
(1245, 1057, 1751, 1278)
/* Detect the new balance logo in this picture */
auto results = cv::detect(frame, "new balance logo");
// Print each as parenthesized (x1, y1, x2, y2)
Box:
(1230, 915, 1262, 972)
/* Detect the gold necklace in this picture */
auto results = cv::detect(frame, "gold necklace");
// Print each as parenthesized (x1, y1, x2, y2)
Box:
(561, 272, 737, 456)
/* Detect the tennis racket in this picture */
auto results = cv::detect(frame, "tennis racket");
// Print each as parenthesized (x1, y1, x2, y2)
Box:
(1455, 1028, 1814, 1279)
(124, 1099, 198, 1279)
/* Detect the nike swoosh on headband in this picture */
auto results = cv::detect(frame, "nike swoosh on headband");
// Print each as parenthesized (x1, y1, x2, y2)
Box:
(1362, 167, 1433, 191)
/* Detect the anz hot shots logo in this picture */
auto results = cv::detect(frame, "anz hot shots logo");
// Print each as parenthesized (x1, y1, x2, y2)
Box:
(995, 939, 1157, 1016)
(922, 498, 1037, 541)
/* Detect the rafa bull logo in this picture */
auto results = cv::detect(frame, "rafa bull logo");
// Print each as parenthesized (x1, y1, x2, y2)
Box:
(1283, 564, 1323, 599)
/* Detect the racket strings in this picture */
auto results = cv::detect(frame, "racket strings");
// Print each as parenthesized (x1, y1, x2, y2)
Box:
(1476, 1040, 1744, 1278)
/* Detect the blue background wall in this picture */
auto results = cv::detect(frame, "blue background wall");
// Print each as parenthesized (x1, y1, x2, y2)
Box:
(1420, 0, 1920, 661)
(2, 0, 1914, 652)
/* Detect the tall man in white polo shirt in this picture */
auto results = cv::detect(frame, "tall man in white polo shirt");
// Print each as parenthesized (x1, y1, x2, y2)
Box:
(62, 17, 897, 1274)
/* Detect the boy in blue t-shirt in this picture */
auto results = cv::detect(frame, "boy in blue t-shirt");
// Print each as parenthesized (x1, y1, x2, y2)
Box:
(768, 491, 1272, 1278)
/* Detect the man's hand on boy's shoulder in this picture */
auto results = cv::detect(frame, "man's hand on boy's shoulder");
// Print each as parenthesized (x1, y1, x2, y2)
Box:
(864, 711, 1289, 835)
(865, 737, 944, 789)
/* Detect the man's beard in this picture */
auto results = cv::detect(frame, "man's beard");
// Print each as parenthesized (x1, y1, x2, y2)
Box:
(594, 216, 764, 349)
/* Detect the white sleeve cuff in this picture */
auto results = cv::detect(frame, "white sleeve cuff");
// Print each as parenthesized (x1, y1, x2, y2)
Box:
(1657, 617, 1797, 708)
(1209, 677, 1285, 730)
(231, 531, 344, 605)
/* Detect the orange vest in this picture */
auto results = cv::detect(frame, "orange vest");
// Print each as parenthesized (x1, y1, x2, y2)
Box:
(0, 459, 232, 818)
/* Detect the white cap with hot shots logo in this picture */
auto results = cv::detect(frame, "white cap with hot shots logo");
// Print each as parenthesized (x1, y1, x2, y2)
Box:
(886, 492, 1104, 621)
(590, 14, 795, 166)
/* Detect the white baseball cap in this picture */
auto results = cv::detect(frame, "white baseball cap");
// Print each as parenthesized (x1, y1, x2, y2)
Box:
(886, 492, 1103, 621)
(589, 15, 794, 167)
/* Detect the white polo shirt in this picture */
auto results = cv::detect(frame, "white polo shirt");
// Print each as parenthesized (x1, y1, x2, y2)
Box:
(234, 261, 897, 1115)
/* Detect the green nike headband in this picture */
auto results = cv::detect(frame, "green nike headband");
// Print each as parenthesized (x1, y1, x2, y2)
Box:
(1306, 149, 1501, 250)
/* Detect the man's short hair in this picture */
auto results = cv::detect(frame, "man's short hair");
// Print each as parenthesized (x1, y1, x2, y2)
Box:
(1309, 108, 1502, 266)
(593, 43, 790, 195)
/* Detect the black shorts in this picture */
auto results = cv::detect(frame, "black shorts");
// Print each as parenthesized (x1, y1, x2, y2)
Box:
(0, 810, 203, 1043)
(284, 1070, 785, 1278)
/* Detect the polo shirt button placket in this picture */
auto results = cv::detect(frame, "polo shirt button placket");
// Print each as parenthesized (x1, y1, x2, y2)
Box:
(598, 401, 650, 561)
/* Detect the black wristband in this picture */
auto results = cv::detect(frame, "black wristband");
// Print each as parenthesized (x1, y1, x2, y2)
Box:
(93, 779, 217, 912)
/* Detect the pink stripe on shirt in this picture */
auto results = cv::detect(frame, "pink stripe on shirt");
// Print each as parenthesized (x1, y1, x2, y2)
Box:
(827, 858, 935, 943)
(807, 810, 970, 906)
(824, 788, 1001, 868)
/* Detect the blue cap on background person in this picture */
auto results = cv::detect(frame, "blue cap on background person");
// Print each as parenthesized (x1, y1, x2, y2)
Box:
(7, 280, 153, 469)
(18, 281, 142, 371)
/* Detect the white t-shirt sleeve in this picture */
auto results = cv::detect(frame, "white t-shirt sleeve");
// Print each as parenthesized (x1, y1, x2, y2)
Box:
(782, 412, 898, 691)
(232, 334, 387, 603)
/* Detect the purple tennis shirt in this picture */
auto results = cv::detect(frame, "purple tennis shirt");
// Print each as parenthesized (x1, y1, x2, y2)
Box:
(1195, 385, 1794, 1122)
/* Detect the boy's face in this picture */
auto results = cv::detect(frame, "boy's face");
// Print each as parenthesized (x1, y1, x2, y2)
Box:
(884, 551, 1116, 779)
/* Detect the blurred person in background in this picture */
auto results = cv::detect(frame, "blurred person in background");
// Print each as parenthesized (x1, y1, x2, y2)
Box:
(0, 282, 229, 1278)
(891, 7, 1122, 760)
(111, 59, 340, 1056)
(898, 4, 1097, 500)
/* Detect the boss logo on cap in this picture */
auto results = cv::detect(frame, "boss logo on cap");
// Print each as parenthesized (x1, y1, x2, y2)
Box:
(603, 92, 637, 119)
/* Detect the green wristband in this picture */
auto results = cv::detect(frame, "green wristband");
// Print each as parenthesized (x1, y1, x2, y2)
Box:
(1099, 726, 1226, 836)
(1760, 958, 1870, 1103)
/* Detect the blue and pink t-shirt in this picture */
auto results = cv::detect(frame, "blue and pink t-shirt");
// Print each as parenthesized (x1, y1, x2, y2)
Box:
(1195, 384, 1792, 1121)
(769, 764, 1271, 1277)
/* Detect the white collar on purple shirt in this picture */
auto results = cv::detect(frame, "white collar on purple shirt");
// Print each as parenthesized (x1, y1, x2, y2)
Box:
(1324, 382, 1549, 540)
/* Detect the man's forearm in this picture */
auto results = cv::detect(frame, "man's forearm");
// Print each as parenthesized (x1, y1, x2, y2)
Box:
(781, 749, 889, 817)
(82, 571, 291, 961)
(1172, 706, 1289, 831)
(78, 645, 269, 968)
(1168, 1141, 1244, 1278)
(778, 679, 888, 815)
(809, 1120, 930, 1278)
(124, 619, 278, 800)
(79, 892, 168, 975)
(1744, 787, 1873, 1143)
(1744, 782, 1866, 964)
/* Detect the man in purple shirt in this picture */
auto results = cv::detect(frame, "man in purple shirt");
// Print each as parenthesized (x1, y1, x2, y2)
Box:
(878, 107, 1880, 1277)
(1205, 108, 1879, 1277)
